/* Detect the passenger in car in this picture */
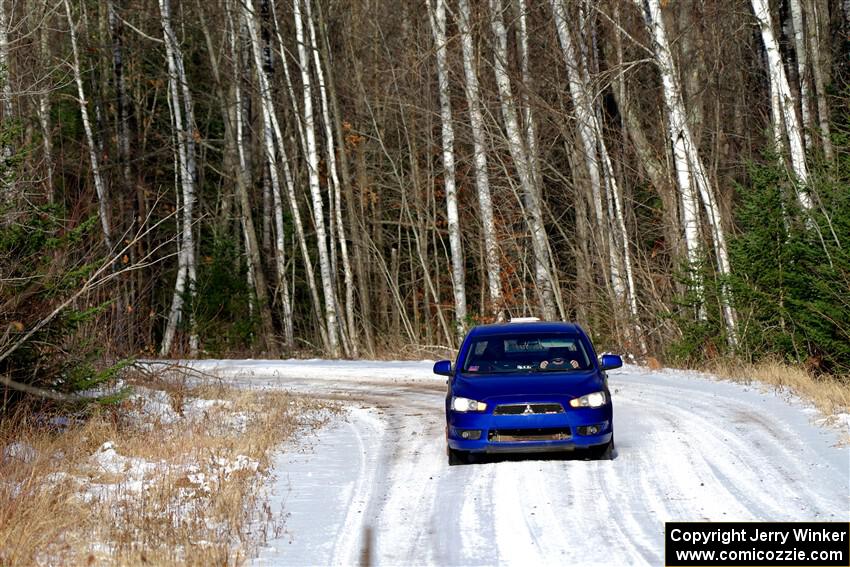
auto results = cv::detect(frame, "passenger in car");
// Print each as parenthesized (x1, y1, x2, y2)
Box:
(472, 340, 505, 372)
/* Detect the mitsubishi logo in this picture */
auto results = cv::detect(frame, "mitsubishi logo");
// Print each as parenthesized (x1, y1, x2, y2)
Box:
(523, 404, 534, 415)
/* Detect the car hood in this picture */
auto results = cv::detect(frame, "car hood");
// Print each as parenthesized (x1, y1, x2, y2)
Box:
(452, 371, 604, 401)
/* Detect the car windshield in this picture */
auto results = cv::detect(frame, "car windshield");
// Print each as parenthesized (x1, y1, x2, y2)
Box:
(461, 333, 591, 375)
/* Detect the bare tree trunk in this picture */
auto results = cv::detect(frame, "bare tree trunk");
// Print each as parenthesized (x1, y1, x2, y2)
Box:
(805, 0, 832, 160)
(293, 0, 340, 356)
(489, 0, 557, 320)
(64, 0, 113, 251)
(751, 0, 812, 206)
(551, 0, 645, 350)
(243, 0, 307, 352)
(107, 0, 132, 195)
(550, 0, 621, 314)
(0, 0, 14, 206)
(314, 0, 374, 355)
(426, 0, 466, 342)
(243, 0, 331, 351)
(305, 0, 357, 355)
(37, 0, 53, 203)
(788, 0, 813, 150)
(641, 0, 738, 346)
(158, 0, 198, 355)
(598, 125, 646, 354)
(220, 1, 280, 351)
(269, 0, 306, 156)
(458, 0, 503, 322)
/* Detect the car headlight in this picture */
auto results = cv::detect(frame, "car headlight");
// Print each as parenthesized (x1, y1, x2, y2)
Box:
(451, 396, 487, 412)
(569, 391, 607, 408)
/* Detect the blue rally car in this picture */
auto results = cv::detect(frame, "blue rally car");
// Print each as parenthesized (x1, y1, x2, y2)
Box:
(434, 319, 622, 465)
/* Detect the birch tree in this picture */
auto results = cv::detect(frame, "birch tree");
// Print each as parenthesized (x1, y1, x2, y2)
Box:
(293, 0, 341, 357)
(640, 0, 738, 346)
(36, 0, 54, 202)
(750, 0, 812, 210)
(304, 0, 358, 355)
(218, 0, 280, 350)
(241, 0, 309, 351)
(107, 0, 132, 195)
(457, 0, 503, 321)
(550, 0, 644, 351)
(63, 0, 113, 251)
(158, 0, 198, 355)
(788, 0, 813, 151)
(0, 0, 14, 205)
(426, 0, 466, 340)
(489, 0, 557, 321)
(314, 0, 375, 354)
(256, 0, 332, 352)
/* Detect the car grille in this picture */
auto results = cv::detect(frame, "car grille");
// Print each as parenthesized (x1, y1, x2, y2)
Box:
(488, 427, 572, 442)
(493, 403, 564, 415)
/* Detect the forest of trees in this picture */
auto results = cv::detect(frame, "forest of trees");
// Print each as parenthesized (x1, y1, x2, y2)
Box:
(1, 0, 849, 398)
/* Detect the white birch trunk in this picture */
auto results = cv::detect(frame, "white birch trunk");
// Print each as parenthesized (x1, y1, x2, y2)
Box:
(267, 68, 330, 352)
(158, 0, 198, 355)
(305, 0, 356, 355)
(751, 0, 812, 208)
(550, 0, 606, 256)
(294, 0, 340, 357)
(0, 0, 13, 206)
(427, 0, 466, 341)
(769, 72, 786, 153)
(458, 0, 503, 321)
(489, 0, 557, 320)
(552, 0, 641, 339)
(0, 0, 11, 123)
(227, 0, 290, 348)
(514, 0, 541, 195)
(641, 0, 738, 346)
(63, 0, 113, 251)
(242, 1, 329, 351)
(269, 0, 307, 158)
(242, 2, 312, 350)
(788, 0, 813, 150)
(38, 0, 53, 202)
(598, 126, 647, 354)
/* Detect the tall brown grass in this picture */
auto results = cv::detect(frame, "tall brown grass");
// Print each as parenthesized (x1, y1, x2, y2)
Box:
(704, 358, 850, 428)
(0, 376, 335, 566)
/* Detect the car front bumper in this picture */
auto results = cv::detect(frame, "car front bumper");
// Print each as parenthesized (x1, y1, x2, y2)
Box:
(446, 406, 613, 453)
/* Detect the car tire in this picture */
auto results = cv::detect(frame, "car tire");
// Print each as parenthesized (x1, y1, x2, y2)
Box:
(587, 437, 615, 461)
(448, 447, 469, 466)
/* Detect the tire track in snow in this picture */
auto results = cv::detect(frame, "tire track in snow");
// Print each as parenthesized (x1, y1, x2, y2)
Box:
(329, 408, 385, 567)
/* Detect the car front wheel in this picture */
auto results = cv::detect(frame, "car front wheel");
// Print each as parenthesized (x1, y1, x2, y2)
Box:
(586, 437, 615, 460)
(447, 446, 469, 466)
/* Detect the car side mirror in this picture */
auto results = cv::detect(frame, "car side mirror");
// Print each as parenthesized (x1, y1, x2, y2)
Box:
(600, 354, 623, 371)
(433, 360, 453, 377)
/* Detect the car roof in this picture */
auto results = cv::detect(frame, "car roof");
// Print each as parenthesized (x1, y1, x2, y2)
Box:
(467, 321, 584, 337)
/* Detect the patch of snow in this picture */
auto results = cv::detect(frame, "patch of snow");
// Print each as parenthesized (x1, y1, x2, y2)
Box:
(3, 441, 38, 464)
(183, 397, 232, 420)
(44, 471, 75, 486)
(88, 441, 165, 499)
(126, 388, 180, 427)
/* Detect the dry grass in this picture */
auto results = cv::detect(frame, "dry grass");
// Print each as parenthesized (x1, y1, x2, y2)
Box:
(704, 358, 850, 424)
(0, 375, 336, 566)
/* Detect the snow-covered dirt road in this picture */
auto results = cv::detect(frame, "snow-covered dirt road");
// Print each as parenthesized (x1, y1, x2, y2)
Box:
(184, 360, 849, 566)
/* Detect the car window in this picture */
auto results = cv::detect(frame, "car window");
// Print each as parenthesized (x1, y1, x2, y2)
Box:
(462, 333, 591, 374)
